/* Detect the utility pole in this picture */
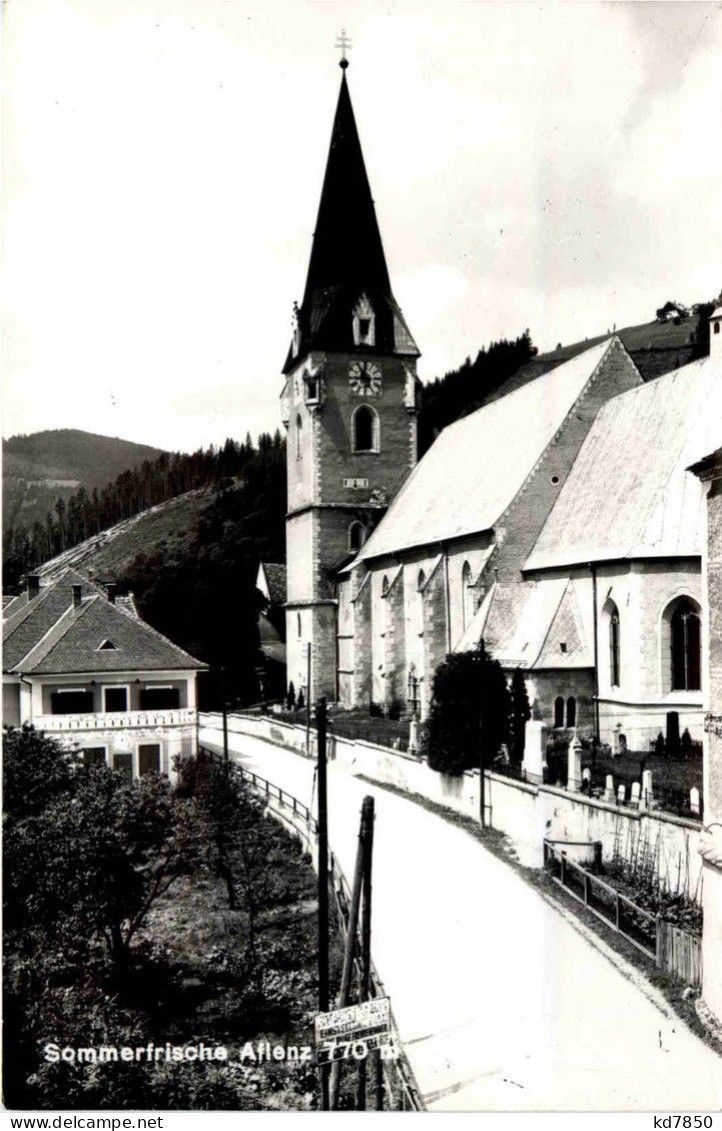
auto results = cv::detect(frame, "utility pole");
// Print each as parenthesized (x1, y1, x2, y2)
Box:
(316, 696, 330, 1111)
(357, 796, 377, 1111)
(329, 795, 374, 1110)
(479, 700, 486, 829)
(306, 642, 312, 756)
(221, 666, 229, 774)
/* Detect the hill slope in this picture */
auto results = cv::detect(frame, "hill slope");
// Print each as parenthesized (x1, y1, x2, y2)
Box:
(3, 429, 166, 532)
(34, 488, 211, 583)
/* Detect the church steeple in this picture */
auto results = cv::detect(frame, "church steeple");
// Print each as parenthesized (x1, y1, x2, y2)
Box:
(284, 64, 418, 372)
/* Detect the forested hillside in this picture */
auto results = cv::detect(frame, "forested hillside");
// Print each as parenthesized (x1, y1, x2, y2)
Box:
(4, 432, 287, 709)
(3, 429, 165, 533)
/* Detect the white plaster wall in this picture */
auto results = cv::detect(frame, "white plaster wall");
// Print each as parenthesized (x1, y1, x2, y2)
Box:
(208, 712, 702, 897)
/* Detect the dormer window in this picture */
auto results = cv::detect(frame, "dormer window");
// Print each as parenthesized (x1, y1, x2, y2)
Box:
(98, 639, 117, 651)
(353, 295, 375, 348)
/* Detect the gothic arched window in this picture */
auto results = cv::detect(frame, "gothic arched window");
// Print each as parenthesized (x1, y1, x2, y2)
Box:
(297, 613, 302, 639)
(352, 405, 379, 453)
(295, 414, 302, 460)
(348, 521, 365, 552)
(416, 569, 426, 638)
(566, 696, 576, 728)
(461, 560, 475, 630)
(554, 696, 565, 728)
(668, 596, 701, 691)
(607, 601, 621, 688)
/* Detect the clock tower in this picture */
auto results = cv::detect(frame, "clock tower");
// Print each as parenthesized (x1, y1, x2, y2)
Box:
(282, 57, 421, 703)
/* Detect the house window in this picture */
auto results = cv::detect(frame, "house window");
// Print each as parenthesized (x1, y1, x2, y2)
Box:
(138, 743, 161, 776)
(83, 747, 107, 767)
(607, 602, 621, 688)
(566, 696, 576, 728)
(140, 686, 180, 710)
(112, 752, 133, 780)
(295, 414, 302, 460)
(103, 686, 129, 713)
(554, 696, 564, 728)
(297, 612, 302, 639)
(50, 689, 94, 714)
(352, 405, 380, 453)
(715, 322, 720, 335)
(669, 596, 701, 691)
(349, 521, 365, 552)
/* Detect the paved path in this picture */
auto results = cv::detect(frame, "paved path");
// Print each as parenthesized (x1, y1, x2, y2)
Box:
(199, 724, 722, 1112)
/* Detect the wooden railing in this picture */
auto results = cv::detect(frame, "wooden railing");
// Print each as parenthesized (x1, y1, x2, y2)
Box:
(198, 747, 424, 1111)
(35, 708, 197, 732)
(544, 841, 702, 985)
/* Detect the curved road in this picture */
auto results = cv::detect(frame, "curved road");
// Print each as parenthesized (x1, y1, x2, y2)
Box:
(199, 724, 721, 1112)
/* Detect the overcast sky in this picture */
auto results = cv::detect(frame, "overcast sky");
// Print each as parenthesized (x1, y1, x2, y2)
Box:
(3, 0, 722, 453)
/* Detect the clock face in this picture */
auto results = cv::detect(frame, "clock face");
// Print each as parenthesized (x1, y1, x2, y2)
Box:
(349, 360, 382, 396)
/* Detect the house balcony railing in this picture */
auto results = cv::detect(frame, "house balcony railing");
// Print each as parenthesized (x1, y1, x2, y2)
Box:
(33, 708, 197, 733)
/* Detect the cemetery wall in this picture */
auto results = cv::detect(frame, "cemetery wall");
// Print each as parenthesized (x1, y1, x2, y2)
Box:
(201, 712, 702, 898)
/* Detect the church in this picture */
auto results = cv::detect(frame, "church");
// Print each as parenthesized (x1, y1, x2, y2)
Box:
(279, 59, 722, 753)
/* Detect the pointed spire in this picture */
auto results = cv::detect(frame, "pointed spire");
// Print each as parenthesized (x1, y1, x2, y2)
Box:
(303, 70, 390, 305)
(284, 67, 418, 371)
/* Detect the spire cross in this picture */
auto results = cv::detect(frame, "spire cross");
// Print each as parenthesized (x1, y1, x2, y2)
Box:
(335, 28, 352, 68)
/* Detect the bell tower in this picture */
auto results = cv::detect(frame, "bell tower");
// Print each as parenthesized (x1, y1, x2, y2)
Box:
(282, 54, 421, 703)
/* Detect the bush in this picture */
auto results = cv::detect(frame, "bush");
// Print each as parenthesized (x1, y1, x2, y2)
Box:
(426, 643, 510, 776)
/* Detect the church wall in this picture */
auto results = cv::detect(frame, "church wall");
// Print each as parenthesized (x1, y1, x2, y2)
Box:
(525, 668, 595, 734)
(383, 569, 407, 712)
(337, 575, 355, 707)
(352, 570, 373, 708)
(636, 558, 703, 703)
(421, 560, 449, 716)
(596, 558, 704, 750)
(493, 340, 642, 584)
(445, 538, 496, 650)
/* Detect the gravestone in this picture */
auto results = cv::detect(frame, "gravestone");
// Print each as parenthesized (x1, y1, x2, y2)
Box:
(604, 774, 615, 801)
(617, 783, 626, 805)
(641, 769, 653, 808)
(690, 786, 701, 816)
(523, 720, 548, 781)
(408, 719, 419, 756)
(630, 781, 641, 809)
(567, 730, 583, 792)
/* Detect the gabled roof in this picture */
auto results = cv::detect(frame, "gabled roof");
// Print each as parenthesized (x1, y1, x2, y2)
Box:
(352, 338, 619, 563)
(3, 570, 205, 674)
(525, 355, 722, 571)
(256, 562, 287, 607)
(283, 69, 418, 372)
(3, 568, 108, 671)
(455, 578, 593, 669)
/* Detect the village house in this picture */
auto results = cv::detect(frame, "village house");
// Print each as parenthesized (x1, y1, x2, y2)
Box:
(281, 63, 722, 759)
(2, 568, 205, 776)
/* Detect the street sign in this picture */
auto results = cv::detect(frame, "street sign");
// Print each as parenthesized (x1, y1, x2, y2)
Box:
(314, 997, 392, 1065)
